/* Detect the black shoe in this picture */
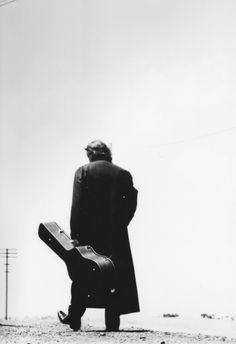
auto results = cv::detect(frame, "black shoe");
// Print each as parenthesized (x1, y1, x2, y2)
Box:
(69, 320, 81, 332)
(106, 326, 119, 332)
(57, 310, 71, 324)
(57, 310, 81, 331)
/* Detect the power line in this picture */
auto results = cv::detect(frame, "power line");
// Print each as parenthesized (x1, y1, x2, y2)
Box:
(0, 0, 17, 8)
(156, 126, 236, 149)
(0, 0, 16, 4)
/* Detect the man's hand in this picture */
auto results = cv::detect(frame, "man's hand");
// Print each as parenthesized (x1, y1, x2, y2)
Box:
(70, 239, 79, 247)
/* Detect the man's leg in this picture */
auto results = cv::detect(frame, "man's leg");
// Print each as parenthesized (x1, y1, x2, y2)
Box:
(105, 307, 120, 331)
(58, 281, 86, 331)
(69, 280, 87, 330)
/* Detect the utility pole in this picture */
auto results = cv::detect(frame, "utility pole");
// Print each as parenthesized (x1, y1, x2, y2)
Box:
(0, 248, 17, 320)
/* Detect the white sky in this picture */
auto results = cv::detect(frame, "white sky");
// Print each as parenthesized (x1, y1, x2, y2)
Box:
(0, 0, 236, 319)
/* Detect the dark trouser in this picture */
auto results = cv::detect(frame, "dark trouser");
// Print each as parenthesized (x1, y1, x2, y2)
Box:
(70, 281, 120, 330)
(105, 307, 120, 330)
(69, 281, 86, 327)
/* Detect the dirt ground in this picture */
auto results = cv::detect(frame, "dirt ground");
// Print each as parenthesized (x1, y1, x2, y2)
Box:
(0, 317, 236, 344)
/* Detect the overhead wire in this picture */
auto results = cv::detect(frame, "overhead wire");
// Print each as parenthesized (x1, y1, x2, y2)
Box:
(0, 0, 16, 4)
(0, 0, 17, 8)
(156, 125, 236, 148)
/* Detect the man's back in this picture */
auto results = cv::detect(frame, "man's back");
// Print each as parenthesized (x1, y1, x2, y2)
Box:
(70, 160, 137, 256)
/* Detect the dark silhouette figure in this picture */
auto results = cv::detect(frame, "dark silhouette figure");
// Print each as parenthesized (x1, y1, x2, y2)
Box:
(58, 140, 139, 331)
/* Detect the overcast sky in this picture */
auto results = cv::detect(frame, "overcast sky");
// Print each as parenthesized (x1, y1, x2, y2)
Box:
(0, 0, 236, 319)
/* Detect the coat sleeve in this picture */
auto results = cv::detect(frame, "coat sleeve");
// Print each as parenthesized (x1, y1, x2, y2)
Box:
(121, 171, 138, 227)
(70, 167, 86, 240)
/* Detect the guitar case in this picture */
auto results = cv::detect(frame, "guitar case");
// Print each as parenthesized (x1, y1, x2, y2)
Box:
(38, 222, 116, 307)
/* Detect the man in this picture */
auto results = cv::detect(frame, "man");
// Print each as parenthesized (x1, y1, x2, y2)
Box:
(58, 140, 139, 331)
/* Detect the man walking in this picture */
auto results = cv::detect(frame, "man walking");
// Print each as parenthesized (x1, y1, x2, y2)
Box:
(58, 140, 139, 331)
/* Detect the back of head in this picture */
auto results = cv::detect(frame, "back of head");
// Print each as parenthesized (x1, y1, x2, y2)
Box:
(85, 140, 112, 162)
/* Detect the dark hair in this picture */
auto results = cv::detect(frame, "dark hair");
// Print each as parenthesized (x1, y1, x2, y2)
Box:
(85, 140, 112, 162)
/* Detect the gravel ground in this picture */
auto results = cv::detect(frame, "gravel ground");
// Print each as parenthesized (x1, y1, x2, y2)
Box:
(0, 317, 236, 344)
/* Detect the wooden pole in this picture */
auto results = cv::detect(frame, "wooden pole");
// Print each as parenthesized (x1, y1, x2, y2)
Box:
(0, 248, 17, 320)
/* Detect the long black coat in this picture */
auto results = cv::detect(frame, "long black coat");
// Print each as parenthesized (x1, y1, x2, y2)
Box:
(70, 159, 139, 315)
